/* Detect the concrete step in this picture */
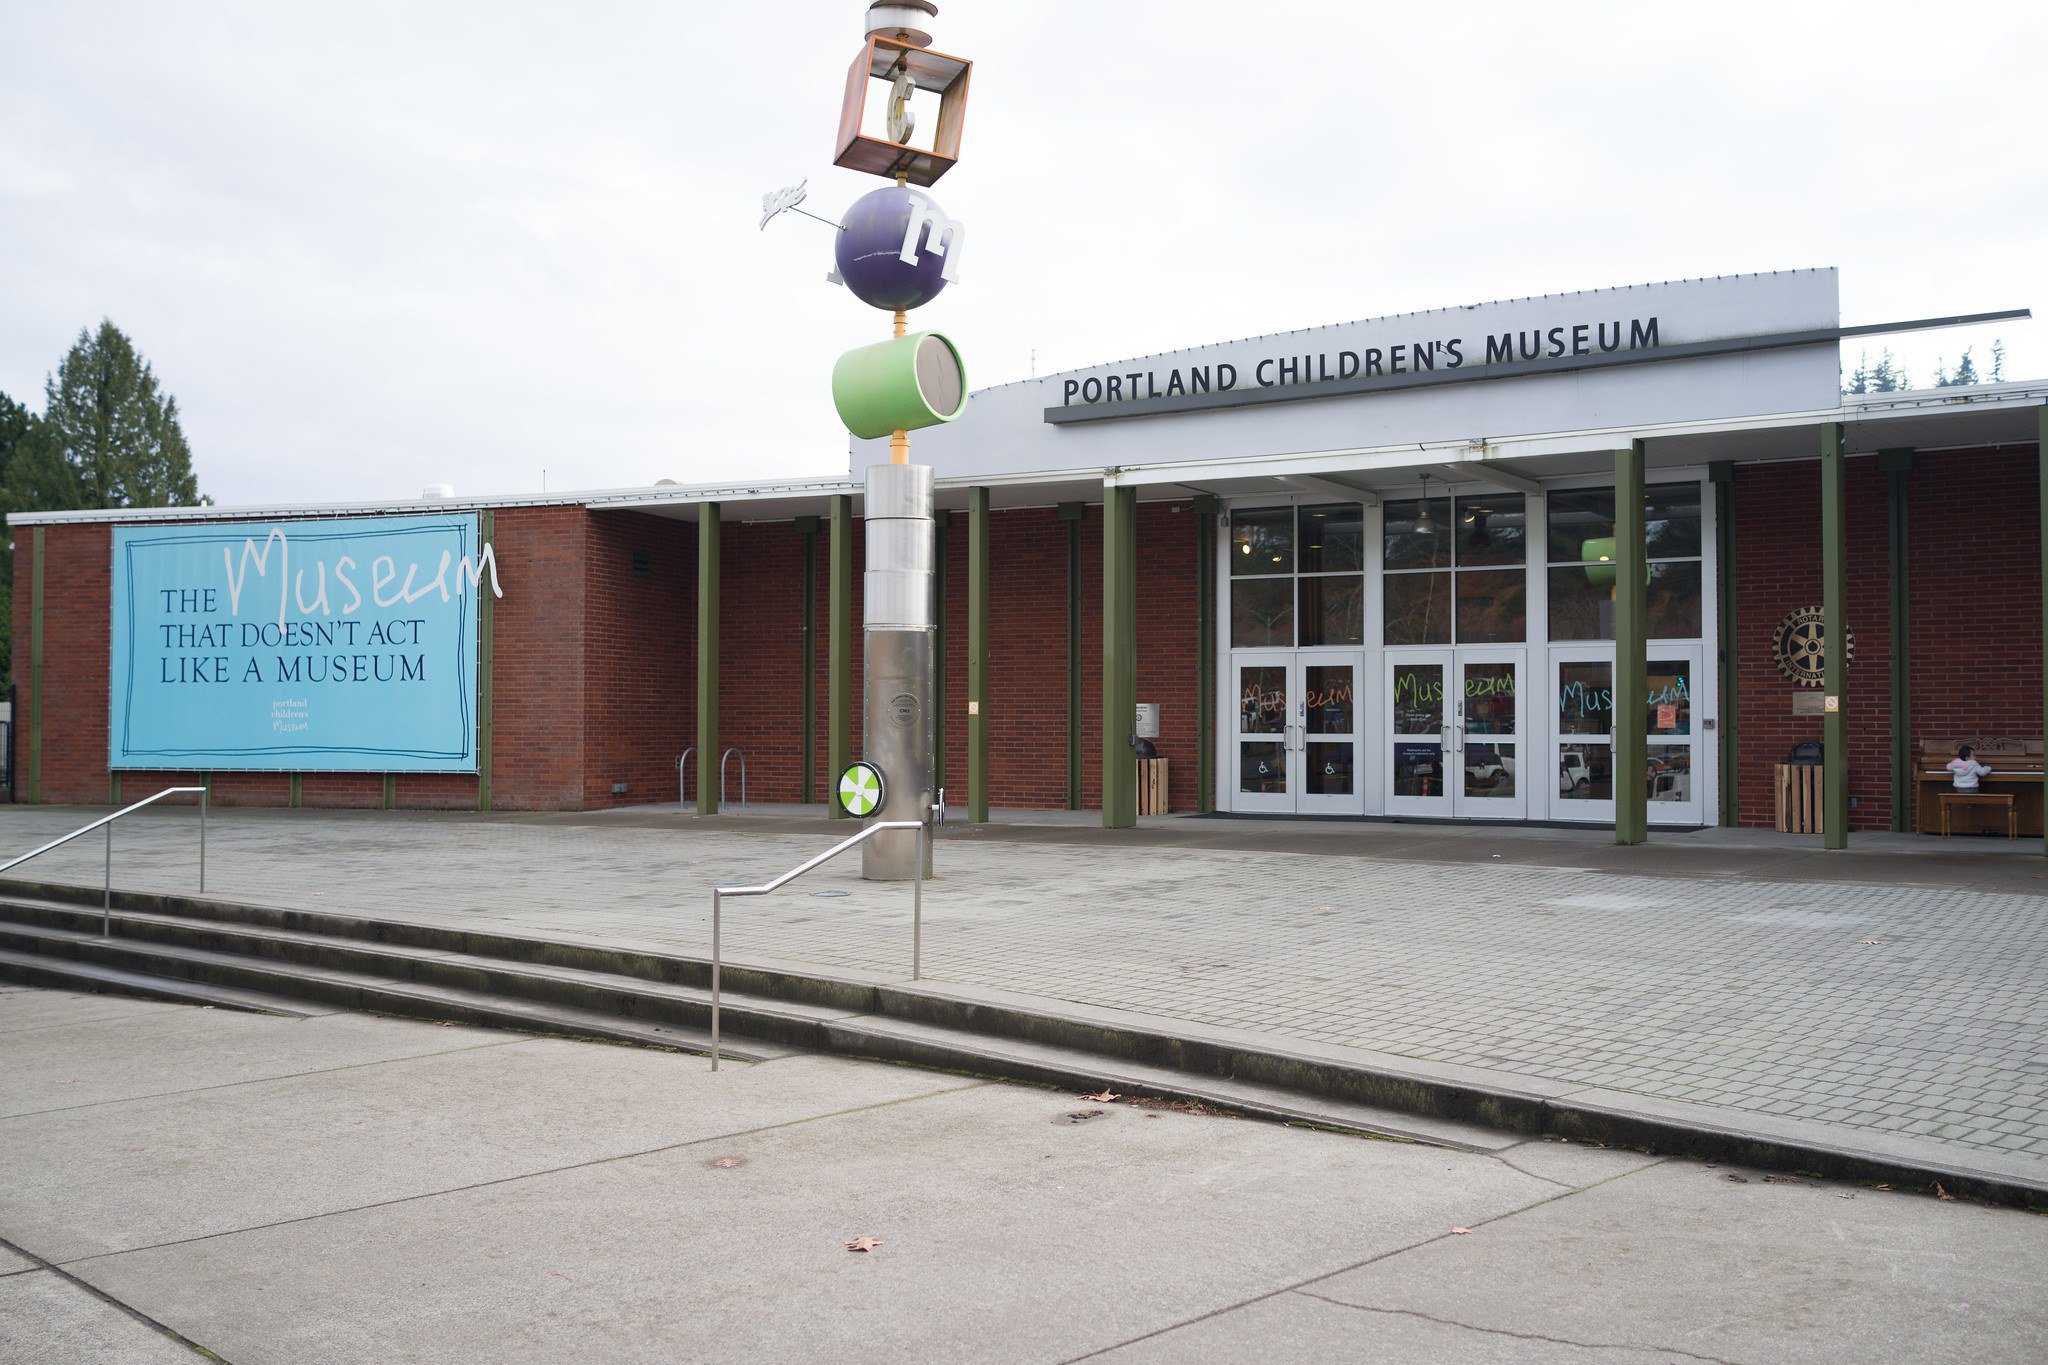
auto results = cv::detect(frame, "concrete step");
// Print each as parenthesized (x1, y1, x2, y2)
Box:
(0, 946, 319, 1017)
(0, 901, 855, 1046)
(0, 918, 790, 1062)
(2, 884, 2042, 1207)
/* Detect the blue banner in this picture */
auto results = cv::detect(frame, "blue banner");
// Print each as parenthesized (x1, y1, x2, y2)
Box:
(110, 514, 495, 772)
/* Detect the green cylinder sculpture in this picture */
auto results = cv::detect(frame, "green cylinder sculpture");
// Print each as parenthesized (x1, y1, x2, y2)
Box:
(832, 331, 968, 440)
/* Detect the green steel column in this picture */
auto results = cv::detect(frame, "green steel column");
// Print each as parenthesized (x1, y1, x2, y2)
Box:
(28, 526, 42, 804)
(110, 772, 122, 806)
(1880, 450, 1914, 833)
(797, 515, 819, 806)
(696, 502, 720, 816)
(968, 486, 991, 823)
(932, 509, 948, 792)
(2039, 403, 2047, 856)
(1194, 494, 1217, 813)
(288, 774, 301, 808)
(477, 509, 495, 812)
(1613, 443, 1647, 845)
(1058, 501, 1085, 810)
(828, 494, 852, 818)
(1102, 484, 1138, 828)
(382, 774, 395, 810)
(1710, 462, 1737, 827)
(1821, 424, 1849, 849)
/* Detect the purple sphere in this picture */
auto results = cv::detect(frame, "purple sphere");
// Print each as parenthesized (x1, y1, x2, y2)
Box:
(835, 185, 952, 312)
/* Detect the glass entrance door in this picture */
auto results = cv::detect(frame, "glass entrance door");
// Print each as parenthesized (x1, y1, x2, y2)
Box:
(1387, 651, 1525, 818)
(1386, 652, 1451, 816)
(1232, 653, 1293, 814)
(1298, 657, 1363, 814)
(1457, 652, 1526, 819)
(1549, 646, 1704, 824)
(1231, 653, 1364, 814)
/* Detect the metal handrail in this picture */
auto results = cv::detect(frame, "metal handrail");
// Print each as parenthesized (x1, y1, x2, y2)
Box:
(678, 747, 696, 805)
(720, 746, 747, 808)
(709, 818, 925, 1070)
(0, 786, 208, 936)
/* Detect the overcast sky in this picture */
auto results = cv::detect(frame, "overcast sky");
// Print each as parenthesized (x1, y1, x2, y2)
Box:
(3, 1, 2042, 508)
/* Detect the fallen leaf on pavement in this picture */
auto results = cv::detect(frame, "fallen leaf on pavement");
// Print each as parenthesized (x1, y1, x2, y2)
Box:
(1858, 939, 1884, 945)
(1080, 1090, 1120, 1103)
(711, 1157, 741, 1169)
(1450, 1227, 1472, 1235)
(1723, 1173, 1751, 1183)
(1935, 1183, 1956, 1202)
(846, 1237, 884, 1253)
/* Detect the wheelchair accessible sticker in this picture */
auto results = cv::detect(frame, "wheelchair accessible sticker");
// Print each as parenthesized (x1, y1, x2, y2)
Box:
(837, 761, 885, 817)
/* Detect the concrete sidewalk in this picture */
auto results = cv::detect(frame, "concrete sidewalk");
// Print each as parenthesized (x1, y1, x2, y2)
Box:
(0, 804, 2043, 1191)
(5, 988, 2045, 1363)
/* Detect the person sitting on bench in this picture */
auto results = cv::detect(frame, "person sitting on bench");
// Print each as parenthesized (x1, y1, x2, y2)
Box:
(1947, 745, 1992, 791)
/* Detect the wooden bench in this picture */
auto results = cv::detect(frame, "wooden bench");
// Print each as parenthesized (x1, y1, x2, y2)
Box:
(1939, 790, 2016, 839)
(1916, 738, 2043, 837)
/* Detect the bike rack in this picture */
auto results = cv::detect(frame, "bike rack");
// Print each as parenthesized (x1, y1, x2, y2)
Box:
(708, 818, 925, 1070)
(0, 787, 208, 936)
(678, 747, 696, 805)
(720, 747, 747, 808)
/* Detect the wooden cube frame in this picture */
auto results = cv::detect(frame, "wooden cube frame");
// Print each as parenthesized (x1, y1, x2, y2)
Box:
(833, 36, 972, 186)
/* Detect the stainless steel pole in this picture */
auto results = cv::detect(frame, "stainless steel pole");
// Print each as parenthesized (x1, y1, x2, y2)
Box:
(710, 887, 722, 1072)
(198, 790, 207, 894)
(103, 822, 112, 935)
(912, 824, 924, 979)
(862, 462, 936, 880)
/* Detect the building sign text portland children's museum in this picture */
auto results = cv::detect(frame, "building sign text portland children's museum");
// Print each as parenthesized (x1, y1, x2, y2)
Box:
(109, 514, 501, 772)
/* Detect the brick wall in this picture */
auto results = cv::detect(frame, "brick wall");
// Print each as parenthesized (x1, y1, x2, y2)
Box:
(1731, 447, 2040, 830)
(582, 510, 691, 807)
(14, 506, 595, 811)
(12, 497, 1210, 815)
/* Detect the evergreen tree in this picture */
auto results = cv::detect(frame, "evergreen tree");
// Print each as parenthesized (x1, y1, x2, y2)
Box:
(1869, 350, 1905, 392)
(1949, 348, 1979, 386)
(41, 321, 204, 509)
(1991, 339, 2006, 383)
(1846, 352, 1870, 394)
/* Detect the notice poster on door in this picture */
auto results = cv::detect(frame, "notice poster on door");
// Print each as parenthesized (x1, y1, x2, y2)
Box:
(109, 515, 499, 772)
(1657, 703, 1678, 731)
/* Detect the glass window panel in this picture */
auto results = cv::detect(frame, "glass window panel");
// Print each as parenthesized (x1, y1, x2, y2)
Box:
(1231, 508, 1294, 576)
(1465, 742, 1516, 798)
(1548, 484, 1702, 562)
(1300, 575, 1364, 646)
(1383, 497, 1451, 570)
(1645, 483, 1703, 560)
(1647, 561, 1702, 638)
(1558, 661, 1614, 735)
(1547, 488, 1615, 564)
(1240, 741, 1287, 793)
(1238, 666, 1287, 734)
(1306, 742, 1353, 795)
(1392, 741, 1445, 798)
(1231, 579, 1293, 647)
(1391, 664, 1444, 734)
(1547, 565, 1614, 641)
(1304, 665, 1355, 735)
(1384, 571, 1451, 645)
(1456, 494, 1525, 566)
(1298, 504, 1364, 573)
(1646, 661, 1693, 734)
(1455, 568, 1526, 643)
(1647, 743, 1693, 802)
(1463, 662, 1517, 735)
(1558, 743, 1612, 800)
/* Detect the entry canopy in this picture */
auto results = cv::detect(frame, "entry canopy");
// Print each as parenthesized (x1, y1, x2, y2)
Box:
(847, 270, 2032, 489)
